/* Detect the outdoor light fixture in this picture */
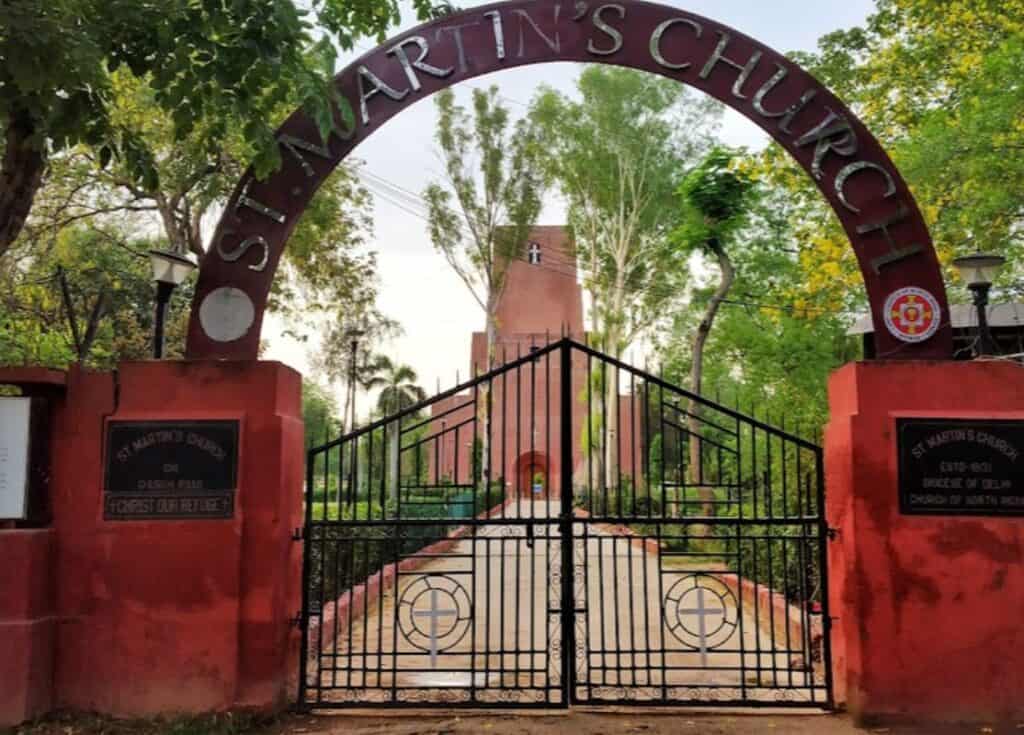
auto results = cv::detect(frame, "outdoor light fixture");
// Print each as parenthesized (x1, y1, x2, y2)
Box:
(952, 252, 1007, 357)
(346, 324, 367, 432)
(149, 248, 197, 359)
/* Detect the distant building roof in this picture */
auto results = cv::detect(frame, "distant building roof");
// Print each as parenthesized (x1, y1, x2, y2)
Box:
(847, 303, 1024, 336)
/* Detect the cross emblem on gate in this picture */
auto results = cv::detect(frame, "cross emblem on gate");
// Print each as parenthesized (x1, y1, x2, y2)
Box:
(413, 588, 459, 668)
(680, 587, 726, 667)
(527, 241, 541, 265)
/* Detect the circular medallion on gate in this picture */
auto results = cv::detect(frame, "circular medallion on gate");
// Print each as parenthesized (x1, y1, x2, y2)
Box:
(663, 574, 738, 653)
(883, 287, 941, 344)
(397, 575, 472, 658)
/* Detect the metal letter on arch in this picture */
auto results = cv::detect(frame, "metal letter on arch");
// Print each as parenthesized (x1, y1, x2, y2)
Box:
(185, 0, 953, 360)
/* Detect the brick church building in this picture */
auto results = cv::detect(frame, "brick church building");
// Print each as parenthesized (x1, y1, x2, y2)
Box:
(428, 226, 640, 502)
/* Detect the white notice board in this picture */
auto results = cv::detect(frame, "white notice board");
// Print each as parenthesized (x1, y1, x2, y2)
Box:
(0, 397, 31, 519)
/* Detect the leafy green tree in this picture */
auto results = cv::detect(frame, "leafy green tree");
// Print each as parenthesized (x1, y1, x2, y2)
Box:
(658, 185, 858, 439)
(764, 0, 1024, 311)
(0, 0, 440, 258)
(674, 149, 756, 403)
(423, 86, 547, 491)
(313, 302, 402, 434)
(366, 357, 428, 416)
(672, 148, 756, 516)
(363, 356, 427, 504)
(303, 379, 343, 447)
(0, 226, 191, 367)
(531, 66, 719, 488)
(424, 87, 546, 366)
(22, 67, 378, 343)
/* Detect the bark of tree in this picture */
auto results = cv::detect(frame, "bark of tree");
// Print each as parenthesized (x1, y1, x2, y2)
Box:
(688, 238, 735, 518)
(478, 296, 498, 497)
(0, 111, 47, 258)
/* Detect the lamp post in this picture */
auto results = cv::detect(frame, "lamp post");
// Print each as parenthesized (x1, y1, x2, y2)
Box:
(952, 252, 1007, 357)
(148, 249, 197, 359)
(346, 326, 366, 433)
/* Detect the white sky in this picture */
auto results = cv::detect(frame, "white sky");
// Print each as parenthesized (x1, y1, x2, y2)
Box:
(262, 0, 876, 410)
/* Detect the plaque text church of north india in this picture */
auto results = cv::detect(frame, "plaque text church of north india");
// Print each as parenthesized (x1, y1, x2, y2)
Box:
(430, 227, 641, 500)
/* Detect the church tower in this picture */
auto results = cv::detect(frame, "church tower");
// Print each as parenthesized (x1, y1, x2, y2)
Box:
(428, 225, 637, 505)
(470, 226, 584, 370)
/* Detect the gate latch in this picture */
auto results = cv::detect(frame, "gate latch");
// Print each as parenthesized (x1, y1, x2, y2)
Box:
(525, 522, 535, 548)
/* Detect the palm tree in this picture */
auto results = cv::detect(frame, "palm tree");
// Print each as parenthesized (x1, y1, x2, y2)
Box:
(364, 356, 427, 417)
(363, 356, 427, 504)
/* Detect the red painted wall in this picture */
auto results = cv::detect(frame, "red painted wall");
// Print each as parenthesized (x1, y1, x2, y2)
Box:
(826, 360, 1024, 724)
(0, 529, 55, 724)
(0, 360, 303, 725)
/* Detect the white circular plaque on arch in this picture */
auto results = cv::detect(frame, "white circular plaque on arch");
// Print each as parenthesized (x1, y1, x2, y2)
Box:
(199, 287, 256, 343)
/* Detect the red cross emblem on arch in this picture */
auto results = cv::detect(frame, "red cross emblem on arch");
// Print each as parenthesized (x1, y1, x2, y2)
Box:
(884, 287, 941, 343)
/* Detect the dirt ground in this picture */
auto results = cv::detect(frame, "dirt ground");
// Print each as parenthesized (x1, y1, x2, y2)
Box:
(279, 711, 1019, 735)
(13, 710, 1020, 735)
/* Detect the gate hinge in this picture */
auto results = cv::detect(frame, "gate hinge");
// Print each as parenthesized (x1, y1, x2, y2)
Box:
(291, 527, 304, 541)
(290, 612, 303, 629)
(826, 527, 840, 541)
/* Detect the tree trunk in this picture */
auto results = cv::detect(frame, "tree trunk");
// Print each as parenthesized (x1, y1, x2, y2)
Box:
(688, 239, 736, 518)
(478, 300, 498, 498)
(0, 111, 47, 258)
(603, 330, 622, 505)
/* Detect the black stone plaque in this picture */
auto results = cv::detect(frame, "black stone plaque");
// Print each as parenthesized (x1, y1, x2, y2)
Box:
(898, 418, 1024, 516)
(104, 420, 239, 520)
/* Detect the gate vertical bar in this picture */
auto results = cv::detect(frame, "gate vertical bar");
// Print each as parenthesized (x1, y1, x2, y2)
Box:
(817, 448, 836, 708)
(560, 340, 575, 706)
(298, 447, 316, 707)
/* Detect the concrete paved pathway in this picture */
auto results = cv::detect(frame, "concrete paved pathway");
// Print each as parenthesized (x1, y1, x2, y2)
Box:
(310, 500, 821, 706)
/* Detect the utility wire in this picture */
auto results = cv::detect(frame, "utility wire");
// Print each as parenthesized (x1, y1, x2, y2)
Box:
(358, 169, 844, 318)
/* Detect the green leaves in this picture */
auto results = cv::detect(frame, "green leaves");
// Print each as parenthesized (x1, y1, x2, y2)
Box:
(674, 147, 757, 253)
(424, 86, 548, 331)
(0, 0, 445, 257)
(531, 66, 720, 356)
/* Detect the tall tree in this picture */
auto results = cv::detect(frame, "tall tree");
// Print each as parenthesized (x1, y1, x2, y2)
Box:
(367, 357, 428, 416)
(313, 308, 400, 436)
(423, 86, 546, 491)
(424, 87, 546, 368)
(657, 183, 860, 437)
(531, 66, 719, 488)
(673, 148, 756, 517)
(364, 356, 427, 505)
(0, 0, 441, 259)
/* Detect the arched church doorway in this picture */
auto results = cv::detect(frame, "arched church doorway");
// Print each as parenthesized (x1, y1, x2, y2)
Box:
(514, 451, 551, 500)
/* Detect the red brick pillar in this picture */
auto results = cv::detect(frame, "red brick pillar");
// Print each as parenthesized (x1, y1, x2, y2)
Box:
(0, 360, 303, 725)
(825, 360, 1024, 725)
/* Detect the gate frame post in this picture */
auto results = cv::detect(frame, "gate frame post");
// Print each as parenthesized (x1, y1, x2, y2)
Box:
(559, 340, 576, 706)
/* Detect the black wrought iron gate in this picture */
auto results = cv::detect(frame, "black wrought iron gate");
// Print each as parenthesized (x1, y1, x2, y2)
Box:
(300, 339, 832, 709)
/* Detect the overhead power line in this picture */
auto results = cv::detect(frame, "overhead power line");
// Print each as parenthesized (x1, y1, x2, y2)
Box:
(357, 169, 843, 319)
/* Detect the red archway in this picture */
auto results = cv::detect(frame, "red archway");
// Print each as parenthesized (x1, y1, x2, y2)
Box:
(185, 0, 952, 361)
(514, 451, 551, 500)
